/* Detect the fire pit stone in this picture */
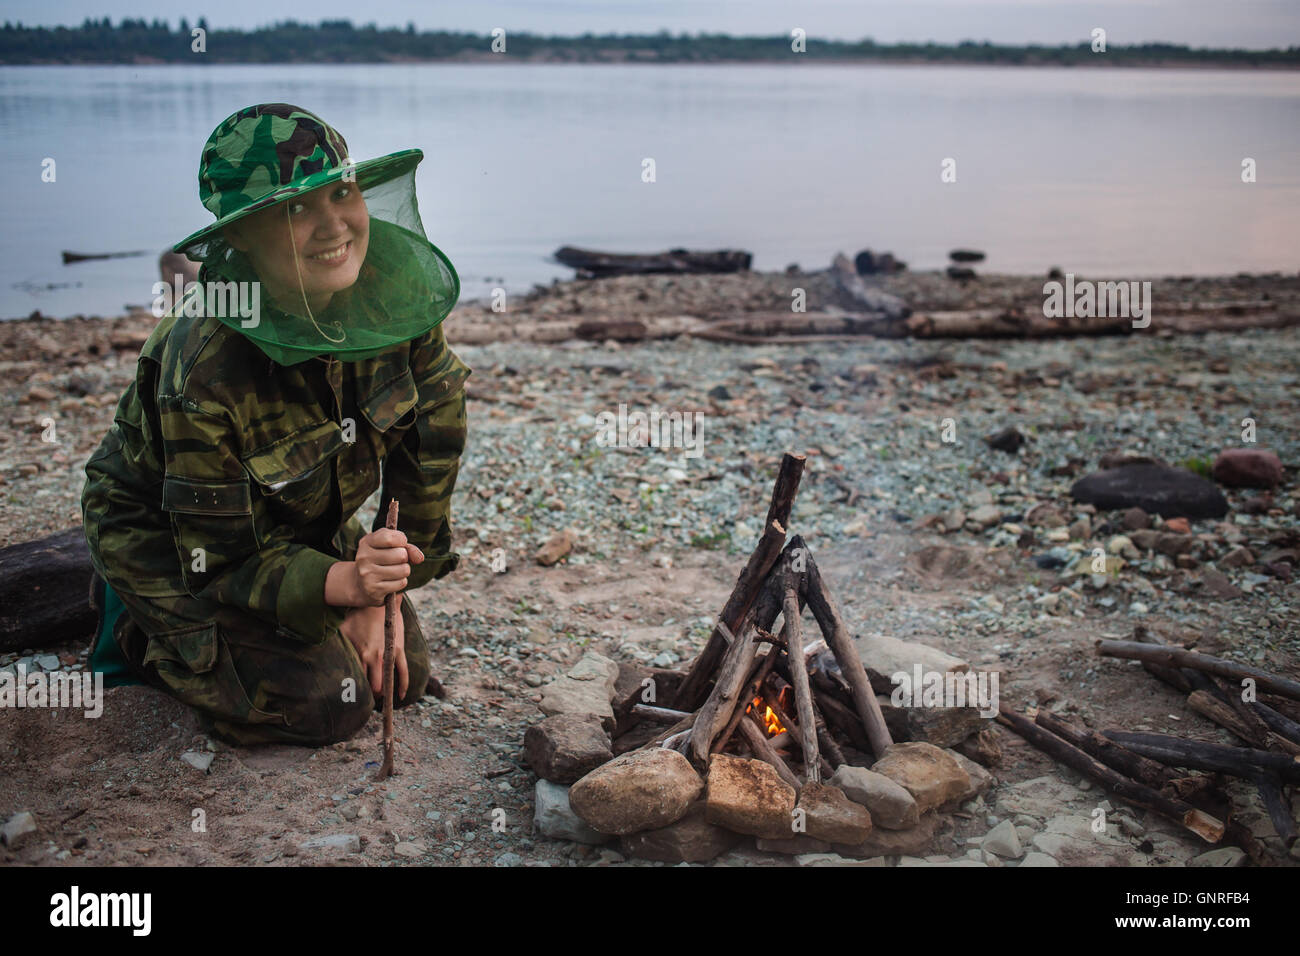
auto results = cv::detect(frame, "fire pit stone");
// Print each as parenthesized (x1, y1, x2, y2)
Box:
(704, 753, 798, 840)
(569, 748, 702, 835)
(828, 765, 920, 830)
(871, 742, 972, 814)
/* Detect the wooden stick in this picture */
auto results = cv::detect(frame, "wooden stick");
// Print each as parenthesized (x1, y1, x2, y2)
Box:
(1187, 690, 1267, 748)
(689, 613, 761, 766)
(812, 701, 848, 769)
(377, 499, 400, 781)
(799, 543, 893, 758)
(738, 712, 801, 791)
(632, 704, 691, 724)
(782, 558, 820, 784)
(816, 689, 872, 752)
(1101, 730, 1300, 785)
(674, 453, 805, 710)
(997, 706, 1224, 843)
(711, 575, 789, 755)
(1033, 710, 1180, 790)
(1096, 639, 1300, 701)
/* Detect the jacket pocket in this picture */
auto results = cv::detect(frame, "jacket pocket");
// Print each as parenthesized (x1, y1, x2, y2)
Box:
(142, 620, 284, 724)
(414, 372, 469, 475)
(360, 366, 419, 433)
(242, 420, 345, 526)
(162, 475, 260, 593)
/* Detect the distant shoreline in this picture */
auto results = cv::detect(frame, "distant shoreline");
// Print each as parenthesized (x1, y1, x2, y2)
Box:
(5, 56, 1299, 71)
(1, 21, 1296, 69)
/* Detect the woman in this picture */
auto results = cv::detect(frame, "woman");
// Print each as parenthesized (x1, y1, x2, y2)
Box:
(81, 104, 471, 746)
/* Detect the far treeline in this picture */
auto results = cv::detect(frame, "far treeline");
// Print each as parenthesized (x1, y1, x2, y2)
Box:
(1, 18, 1298, 67)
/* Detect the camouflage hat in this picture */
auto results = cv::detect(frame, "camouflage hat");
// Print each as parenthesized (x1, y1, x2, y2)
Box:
(172, 103, 422, 256)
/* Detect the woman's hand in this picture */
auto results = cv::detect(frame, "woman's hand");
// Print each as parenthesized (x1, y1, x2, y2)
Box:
(352, 529, 424, 606)
(339, 602, 409, 700)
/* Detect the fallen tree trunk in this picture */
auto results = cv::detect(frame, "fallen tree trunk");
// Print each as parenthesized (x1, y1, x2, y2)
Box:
(554, 245, 752, 277)
(0, 528, 97, 653)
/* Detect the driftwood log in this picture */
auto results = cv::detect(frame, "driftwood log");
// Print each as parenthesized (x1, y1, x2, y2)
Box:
(0, 528, 97, 653)
(1101, 730, 1300, 786)
(554, 245, 751, 278)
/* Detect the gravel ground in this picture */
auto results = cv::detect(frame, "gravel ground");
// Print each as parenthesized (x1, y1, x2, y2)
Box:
(1, 268, 1297, 867)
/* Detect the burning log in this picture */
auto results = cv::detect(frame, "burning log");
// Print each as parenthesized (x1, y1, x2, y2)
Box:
(996, 705, 1224, 844)
(1096, 639, 1300, 702)
(737, 712, 801, 791)
(674, 453, 806, 711)
(799, 543, 893, 758)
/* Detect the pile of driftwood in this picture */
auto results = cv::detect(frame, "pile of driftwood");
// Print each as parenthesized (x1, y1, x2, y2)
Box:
(997, 625, 1300, 864)
(607, 453, 894, 783)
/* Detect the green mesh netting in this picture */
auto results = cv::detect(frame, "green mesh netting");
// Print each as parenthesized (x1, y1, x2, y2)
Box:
(181, 169, 460, 367)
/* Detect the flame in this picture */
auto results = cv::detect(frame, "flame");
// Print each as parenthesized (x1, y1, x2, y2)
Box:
(749, 696, 785, 736)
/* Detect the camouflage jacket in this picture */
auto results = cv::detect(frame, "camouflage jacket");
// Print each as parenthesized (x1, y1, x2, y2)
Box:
(81, 303, 470, 643)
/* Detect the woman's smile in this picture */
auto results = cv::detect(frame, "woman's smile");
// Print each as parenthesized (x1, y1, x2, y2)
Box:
(308, 240, 352, 266)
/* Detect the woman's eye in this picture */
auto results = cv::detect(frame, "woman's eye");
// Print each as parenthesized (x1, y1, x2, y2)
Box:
(287, 202, 306, 215)
(334, 185, 352, 200)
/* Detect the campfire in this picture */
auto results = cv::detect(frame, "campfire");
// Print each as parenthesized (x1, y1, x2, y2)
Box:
(525, 451, 991, 862)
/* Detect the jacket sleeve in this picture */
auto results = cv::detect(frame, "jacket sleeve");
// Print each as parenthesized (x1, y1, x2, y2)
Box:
(158, 390, 347, 643)
(371, 324, 471, 591)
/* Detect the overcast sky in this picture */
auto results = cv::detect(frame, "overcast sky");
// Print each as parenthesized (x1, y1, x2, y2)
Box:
(3, 0, 1298, 49)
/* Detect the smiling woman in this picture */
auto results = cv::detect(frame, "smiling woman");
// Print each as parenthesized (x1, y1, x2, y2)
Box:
(80, 103, 471, 747)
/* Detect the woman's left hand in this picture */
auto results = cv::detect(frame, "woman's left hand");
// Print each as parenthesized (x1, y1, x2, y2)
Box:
(339, 602, 408, 701)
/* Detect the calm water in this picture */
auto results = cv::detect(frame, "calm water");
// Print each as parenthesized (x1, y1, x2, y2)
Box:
(1, 63, 1298, 319)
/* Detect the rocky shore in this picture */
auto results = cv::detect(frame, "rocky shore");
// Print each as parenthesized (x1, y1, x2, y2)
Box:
(0, 267, 1296, 867)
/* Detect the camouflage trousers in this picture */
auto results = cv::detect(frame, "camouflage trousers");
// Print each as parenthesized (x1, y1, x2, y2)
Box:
(92, 517, 430, 747)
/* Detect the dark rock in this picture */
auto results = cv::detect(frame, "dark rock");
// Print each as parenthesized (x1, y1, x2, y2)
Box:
(1098, 453, 1165, 470)
(1070, 464, 1228, 519)
(619, 801, 742, 863)
(1120, 507, 1151, 531)
(1196, 569, 1242, 599)
(1211, 449, 1284, 488)
(853, 249, 906, 275)
(707, 385, 732, 402)
(523, 714, 613, 785)
(985, 427, 1026, 454)
(946, 265, 977, 281)
(949, 249, 986, 263)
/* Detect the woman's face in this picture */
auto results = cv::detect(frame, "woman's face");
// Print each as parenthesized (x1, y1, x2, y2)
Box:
(222, 181, 369, 314)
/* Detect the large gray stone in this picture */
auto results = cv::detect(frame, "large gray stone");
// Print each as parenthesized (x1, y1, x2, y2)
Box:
(569, 748, 701, 835)
(533, 780, 611, 845)
(619, 802, 742, 863)
(872, 742, 971, 814)
(704, 754, 797, 840)
(858, 634, 969, 679)
(538, 652, 620, 730)
(829, 765, 919, 830)
(523, 714, 612, 784)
